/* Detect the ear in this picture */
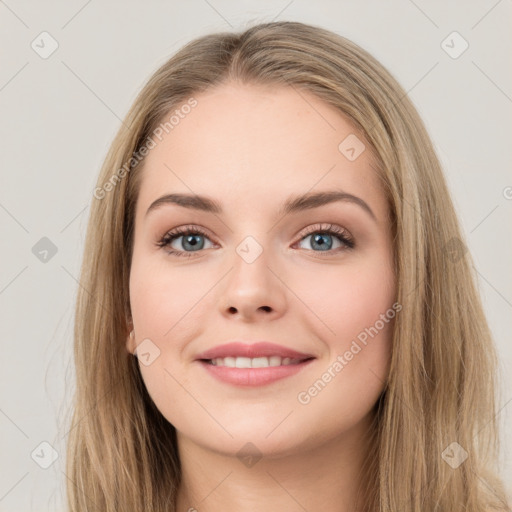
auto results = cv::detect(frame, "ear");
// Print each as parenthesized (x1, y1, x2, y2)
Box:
(126, 329, 136, 355)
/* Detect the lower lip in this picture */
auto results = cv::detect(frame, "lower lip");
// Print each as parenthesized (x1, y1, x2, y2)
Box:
(197, 359, 315, 387)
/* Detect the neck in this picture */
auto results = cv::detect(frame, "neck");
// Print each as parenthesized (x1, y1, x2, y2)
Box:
(175, 412, 376, 512)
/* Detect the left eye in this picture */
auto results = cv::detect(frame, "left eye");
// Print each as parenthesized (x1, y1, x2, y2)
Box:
(298, 232, 345, 251)
(295, 225, 355, 252)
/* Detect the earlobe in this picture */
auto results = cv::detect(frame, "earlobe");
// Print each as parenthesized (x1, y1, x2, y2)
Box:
(126, 328, 136, 355)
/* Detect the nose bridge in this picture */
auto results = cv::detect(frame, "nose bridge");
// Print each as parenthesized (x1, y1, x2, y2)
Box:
(220, 233, 286, 319)
(230, 233, 272, 291)
(235, 234, 266, 266)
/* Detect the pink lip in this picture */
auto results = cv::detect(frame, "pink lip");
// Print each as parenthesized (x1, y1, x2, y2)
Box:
(194, 341, 315, 361)
(195, 341, 316, 387)
(198, 359, 315, 387)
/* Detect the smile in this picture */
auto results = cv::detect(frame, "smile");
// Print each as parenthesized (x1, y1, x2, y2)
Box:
(198, 357, 315, 387)
(206, 356, 307, 367)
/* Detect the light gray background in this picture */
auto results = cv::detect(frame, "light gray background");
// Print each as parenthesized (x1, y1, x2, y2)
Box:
(1, 1, 511, 510)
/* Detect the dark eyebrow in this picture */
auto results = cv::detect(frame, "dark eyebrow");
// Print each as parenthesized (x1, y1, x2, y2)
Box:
(146, 193, 222, 216)
(280, 190, 376, 221)
(145, 190, 376, 221)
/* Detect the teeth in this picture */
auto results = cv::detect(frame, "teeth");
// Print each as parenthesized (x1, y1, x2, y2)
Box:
(210, 356, 301, 367)
(252, 357, 269, 368)
(235, 357, 251, 368)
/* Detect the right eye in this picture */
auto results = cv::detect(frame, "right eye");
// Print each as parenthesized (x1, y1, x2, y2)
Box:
(156, 226, 216, 257)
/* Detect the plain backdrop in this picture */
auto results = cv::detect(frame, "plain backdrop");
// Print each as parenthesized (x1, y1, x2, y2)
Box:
(1, 1, 511, 510)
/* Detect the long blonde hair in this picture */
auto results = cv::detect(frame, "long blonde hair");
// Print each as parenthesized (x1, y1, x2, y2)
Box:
(65, 21, 510, 511)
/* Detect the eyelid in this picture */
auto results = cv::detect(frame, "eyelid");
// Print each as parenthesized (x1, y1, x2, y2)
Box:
(295, 222, 351, 239)
(156, 224, 217, 247)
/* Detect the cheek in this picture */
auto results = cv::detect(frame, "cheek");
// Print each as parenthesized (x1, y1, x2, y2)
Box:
(292, 255, 395, 404)
(129, 258, 208, 339)
(129, 260, 200, 427)
(293, 267, 394, 432)
(128, 260, 212, 424)
(296, 258, 395, 343)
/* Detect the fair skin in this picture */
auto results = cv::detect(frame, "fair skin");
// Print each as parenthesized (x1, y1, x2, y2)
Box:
(126, 81, 396, 512)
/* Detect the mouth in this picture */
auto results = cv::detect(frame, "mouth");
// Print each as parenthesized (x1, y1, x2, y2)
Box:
(195, 342, 316, 387)
(201, 355, 314, 368)
(194, 341, 315, 362)
(197, 357, 315, 387)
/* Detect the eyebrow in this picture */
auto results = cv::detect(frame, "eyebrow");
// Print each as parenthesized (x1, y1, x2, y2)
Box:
(145, 190, 376, 221)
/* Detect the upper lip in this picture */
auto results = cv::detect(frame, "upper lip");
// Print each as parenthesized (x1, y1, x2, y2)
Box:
(195, 342, 315, 361)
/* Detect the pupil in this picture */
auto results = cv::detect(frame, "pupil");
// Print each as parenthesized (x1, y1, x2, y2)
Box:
(313, 233, 332, 251)
(184, 235, 203, 251)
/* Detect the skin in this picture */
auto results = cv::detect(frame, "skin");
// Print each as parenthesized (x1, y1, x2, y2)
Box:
(126, 81, 396, 512)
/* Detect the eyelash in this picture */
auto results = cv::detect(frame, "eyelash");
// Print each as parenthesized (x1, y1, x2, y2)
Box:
(156, 223, 355, 258)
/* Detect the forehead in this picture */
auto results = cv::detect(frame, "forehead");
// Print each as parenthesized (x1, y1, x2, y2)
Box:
(135, 82, 385, 220)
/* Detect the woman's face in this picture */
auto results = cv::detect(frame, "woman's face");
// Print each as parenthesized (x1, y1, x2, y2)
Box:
(127, 82, 396, 457)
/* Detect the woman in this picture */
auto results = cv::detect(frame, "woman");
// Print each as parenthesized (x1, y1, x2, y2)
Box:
(66, 21, 510, 511)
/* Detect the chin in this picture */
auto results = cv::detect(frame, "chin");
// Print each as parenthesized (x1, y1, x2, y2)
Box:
(192, 416, 311, 457)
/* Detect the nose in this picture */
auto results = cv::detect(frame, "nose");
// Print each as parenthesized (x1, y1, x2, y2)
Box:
(219, 244, 287, 322)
